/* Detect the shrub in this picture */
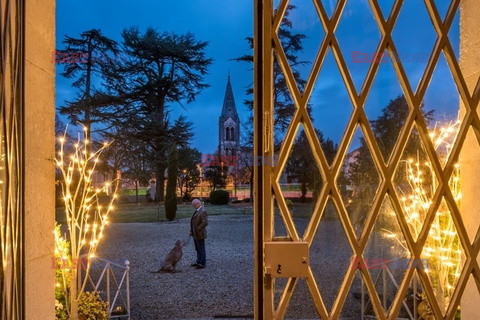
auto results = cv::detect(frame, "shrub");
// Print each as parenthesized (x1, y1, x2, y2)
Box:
(77, 291, 109, 320)
(285, 199, 293, 208)
(56, 291, 108, 320)
(54, 227, 108, 320)
(209, 190, 230, 205)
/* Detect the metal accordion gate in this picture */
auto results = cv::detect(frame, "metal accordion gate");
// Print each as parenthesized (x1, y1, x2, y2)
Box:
(0, 0, 25, 319)
(253, 0, 480, 319)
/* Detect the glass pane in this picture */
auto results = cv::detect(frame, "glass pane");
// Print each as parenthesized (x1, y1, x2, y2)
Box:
(434, 0, 451, 21)
(335, 0, 382, 92)
(393, 125, 438, 241)
(422, 53, 461, 168)
(378, 0, 395, 20)
(339, 271, 363, 318)
(276, 0, 325, 94)
(273, 277, 288, 311)
(273, 54, 296, 148)
(365, 195, 411, 314)
(311, 198, 352, 312)
(447, 7, 460, 60)
(422, 52, 460, 124)
(364, 58, 408, 164)
(310, 49, 353, 166)
(391, 0, 437, 93)
(283, 278, 320, 318)
(320, 0, 337, 19)
(274, 0, 281, 11)
(273, 195, 289, 238)
(338, 125, 380, 239)
(421, 199, 465, 315)
(278, 125, 322, 238)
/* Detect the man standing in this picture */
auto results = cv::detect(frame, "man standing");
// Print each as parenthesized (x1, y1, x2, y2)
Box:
(190, 199, 208, 268)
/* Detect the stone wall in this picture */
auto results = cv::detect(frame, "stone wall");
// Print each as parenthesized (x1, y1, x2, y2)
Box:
(24, 0, 55, 318)
(460, 0, 480, 318)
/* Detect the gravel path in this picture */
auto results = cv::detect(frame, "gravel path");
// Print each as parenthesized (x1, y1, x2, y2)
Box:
(94, 214, 385, 319)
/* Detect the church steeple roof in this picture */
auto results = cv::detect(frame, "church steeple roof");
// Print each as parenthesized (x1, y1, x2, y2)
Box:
(220, 73, 239, 120)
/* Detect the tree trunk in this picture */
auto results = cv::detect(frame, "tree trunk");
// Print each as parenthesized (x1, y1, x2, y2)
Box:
(69, 274, 79, 320)
(435, 273, 446, 314)
(70, 300, 79, 320)
(83, 44, 92, 155)
(179, 181, 184, 200)
(135, 180, 139, 203)
(301, 182, 307, 203)
(155, 165, 166, 202)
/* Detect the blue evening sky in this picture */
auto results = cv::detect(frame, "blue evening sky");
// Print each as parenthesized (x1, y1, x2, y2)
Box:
(56, 0, 460, 154)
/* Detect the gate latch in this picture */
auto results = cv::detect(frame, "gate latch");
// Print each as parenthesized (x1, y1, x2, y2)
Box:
(264, 242, 309, 278)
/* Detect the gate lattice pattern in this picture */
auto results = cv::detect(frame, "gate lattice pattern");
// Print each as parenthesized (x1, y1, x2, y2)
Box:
(0, 0, 25, 319)
(256, 0, 480, 319)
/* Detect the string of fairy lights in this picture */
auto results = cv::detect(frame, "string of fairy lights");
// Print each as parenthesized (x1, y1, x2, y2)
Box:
(382, 120, 462, 312)
(52, 123, 463, 313)
(54, 127, 118, 312)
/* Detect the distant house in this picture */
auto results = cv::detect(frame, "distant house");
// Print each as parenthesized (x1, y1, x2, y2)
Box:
(343, 148, 360, 179)
(91, 169, 121, 195)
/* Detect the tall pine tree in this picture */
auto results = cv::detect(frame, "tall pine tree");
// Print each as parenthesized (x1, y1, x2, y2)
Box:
(58, 29, 119, 144)
(235, 5, 308, 144)
(107, 27, 211, 201)
(235, 5, 314, 200)
(286, 130, 337, 202)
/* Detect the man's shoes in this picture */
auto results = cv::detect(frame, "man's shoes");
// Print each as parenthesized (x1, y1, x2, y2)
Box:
(195, 264, 206, 269)
(191, 263, 199, 267)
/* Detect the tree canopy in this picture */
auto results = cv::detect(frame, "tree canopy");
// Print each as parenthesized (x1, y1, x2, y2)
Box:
(346, 95, 434, 232)
(104, 27, 211, 201)
(58, 29, 120, 142)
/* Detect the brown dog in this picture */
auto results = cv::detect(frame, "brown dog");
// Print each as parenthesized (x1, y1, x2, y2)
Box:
(151, 239, 185, 273)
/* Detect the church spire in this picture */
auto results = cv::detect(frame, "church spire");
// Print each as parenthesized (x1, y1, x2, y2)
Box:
(218, 73, 240, 158)
(220, 73, 238, 119)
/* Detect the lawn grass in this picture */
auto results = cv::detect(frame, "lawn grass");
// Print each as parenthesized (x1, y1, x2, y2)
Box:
(56, 202, 253, 223)
(121, 188, 148, 196)
(55, 200, 339, 223)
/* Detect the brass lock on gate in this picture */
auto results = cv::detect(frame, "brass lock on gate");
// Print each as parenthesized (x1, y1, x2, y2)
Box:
(264, 242, 309, 278)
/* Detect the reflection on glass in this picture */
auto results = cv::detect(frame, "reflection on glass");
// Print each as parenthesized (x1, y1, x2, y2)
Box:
(364, 196, 409, 314)
(310, 50, 352, 162)
(310, 199, 352, 313)
(391, 0, 437, 93)
(277, 125, 322, 238)
(339, 126, 380, 239)
(268, 0, 463, 317)
(335, 0, 381, 92)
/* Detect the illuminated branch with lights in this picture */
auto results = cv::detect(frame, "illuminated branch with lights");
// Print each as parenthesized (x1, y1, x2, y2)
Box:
(383, 120, 461, 313)
(54, 127, 118, 320)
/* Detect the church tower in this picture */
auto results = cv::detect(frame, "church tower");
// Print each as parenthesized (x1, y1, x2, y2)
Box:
(218, 74, 240, 158)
